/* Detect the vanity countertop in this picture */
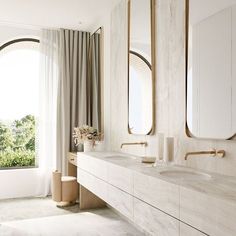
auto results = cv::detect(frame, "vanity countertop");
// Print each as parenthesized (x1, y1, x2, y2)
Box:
(77, 151, 236, 204)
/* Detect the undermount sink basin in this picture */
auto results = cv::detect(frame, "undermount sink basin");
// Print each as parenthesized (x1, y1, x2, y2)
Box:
(160, 169, 211, 180)
(104, 155, 137, 160)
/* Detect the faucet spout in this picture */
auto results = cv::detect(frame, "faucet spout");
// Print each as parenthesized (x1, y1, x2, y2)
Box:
(185, 149, 225, 160)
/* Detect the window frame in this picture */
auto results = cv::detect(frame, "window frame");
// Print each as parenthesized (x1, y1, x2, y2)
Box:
(0, 38, 40, 170)
(0, 38, 39, 51)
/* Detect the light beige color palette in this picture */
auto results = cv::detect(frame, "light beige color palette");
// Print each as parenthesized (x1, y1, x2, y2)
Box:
(108, 0, 236, 177)
(78, 152, 234, 235)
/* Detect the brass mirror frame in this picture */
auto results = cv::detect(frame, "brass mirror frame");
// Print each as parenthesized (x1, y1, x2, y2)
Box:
(185, 0, 236, 140)
(90, 27, 104, 137)
(127, 0, 156, 135)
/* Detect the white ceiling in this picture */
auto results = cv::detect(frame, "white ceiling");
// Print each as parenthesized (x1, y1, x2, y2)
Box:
(0, 0, 121, 32)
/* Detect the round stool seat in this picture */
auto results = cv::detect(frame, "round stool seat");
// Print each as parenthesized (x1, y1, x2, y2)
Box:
(61, 176, 76, 182)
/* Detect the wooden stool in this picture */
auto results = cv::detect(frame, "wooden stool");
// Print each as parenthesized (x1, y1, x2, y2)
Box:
(52, 171, 78, 207)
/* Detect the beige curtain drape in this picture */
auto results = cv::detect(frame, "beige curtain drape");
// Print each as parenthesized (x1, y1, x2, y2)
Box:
(39, 28, 101, 193)
(38, 28, 101, 175)
(56, 29, 90, 174)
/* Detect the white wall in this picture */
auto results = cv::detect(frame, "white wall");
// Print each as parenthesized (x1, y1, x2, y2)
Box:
(108, 0, 236, 177)
(0, 169, 41, 199)
(0, 24, 40, 43)
(0, 25, 41, 200)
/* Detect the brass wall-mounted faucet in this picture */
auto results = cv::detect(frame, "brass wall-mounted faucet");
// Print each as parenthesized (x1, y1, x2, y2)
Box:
(120, 142, 147, 149)
(185, 149, 225, 160)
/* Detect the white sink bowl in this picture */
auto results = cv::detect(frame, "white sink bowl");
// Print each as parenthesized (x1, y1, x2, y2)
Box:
(104, 155, 137, 160)
(160, 169, 211, 180)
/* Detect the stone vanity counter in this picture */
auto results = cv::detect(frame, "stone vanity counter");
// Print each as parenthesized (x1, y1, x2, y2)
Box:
(77, 151, 236, 236)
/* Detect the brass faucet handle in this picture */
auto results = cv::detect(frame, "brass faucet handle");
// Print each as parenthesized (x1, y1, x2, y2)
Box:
(216, 150, 226, 158)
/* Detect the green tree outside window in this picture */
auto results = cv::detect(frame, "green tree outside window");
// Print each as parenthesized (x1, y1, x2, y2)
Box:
(0, 115, 36, 168)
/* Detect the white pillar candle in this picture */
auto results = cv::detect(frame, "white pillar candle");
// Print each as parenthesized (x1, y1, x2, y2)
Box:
(163, 137, 174, 163)
(157, 133, 164, 160)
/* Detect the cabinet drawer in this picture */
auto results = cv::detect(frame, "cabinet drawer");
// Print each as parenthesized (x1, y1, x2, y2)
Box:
(67, 152, 77, 166)
(133, 172, 179, 218)
(134, 198, 179, 236)
(180, 187, 236, 236)
(77, 153, 108, 181)
(107, 184, 133, 220)
(107, 163, 133, 194)
(180, 223, 207, 236)
(77, 168, 108, 201)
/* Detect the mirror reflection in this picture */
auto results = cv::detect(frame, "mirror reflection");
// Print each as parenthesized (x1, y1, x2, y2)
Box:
(187, 0, 236, 139)
(129, 52, 152, 134)
(128, 0, 154, 135)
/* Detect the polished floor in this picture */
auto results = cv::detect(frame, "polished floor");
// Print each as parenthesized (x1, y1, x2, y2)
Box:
(0, 197, 144, 236)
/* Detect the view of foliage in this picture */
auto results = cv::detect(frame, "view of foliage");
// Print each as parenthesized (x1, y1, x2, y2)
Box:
(0, 115, 35, 168)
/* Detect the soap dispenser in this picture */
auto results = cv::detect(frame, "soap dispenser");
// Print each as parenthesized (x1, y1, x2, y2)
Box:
(163, 137, 174, 164)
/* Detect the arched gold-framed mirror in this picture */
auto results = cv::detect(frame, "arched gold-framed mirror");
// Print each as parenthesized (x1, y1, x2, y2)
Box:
(128, 0, 156, 135)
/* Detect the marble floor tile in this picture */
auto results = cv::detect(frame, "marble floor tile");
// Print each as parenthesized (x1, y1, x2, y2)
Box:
(0, 209, 144, 236)
(0, 197, 144, 236)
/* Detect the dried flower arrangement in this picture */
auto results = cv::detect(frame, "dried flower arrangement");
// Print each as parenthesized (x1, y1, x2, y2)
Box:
(73, 125, 102, 146)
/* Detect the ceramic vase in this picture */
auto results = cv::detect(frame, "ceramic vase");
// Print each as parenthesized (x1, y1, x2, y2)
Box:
(83, 140, 94, 152)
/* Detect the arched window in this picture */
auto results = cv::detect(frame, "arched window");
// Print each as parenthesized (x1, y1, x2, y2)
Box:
(0, 38, 40, 169)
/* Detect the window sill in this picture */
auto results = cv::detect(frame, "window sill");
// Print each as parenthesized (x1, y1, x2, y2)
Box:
(0, 166, 39, 171)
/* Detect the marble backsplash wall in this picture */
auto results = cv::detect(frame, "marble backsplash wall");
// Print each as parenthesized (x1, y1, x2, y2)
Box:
(109, 0, 236, 177)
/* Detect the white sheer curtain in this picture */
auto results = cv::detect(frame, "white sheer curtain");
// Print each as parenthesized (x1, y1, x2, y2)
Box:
(36, 29, 60, 196)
